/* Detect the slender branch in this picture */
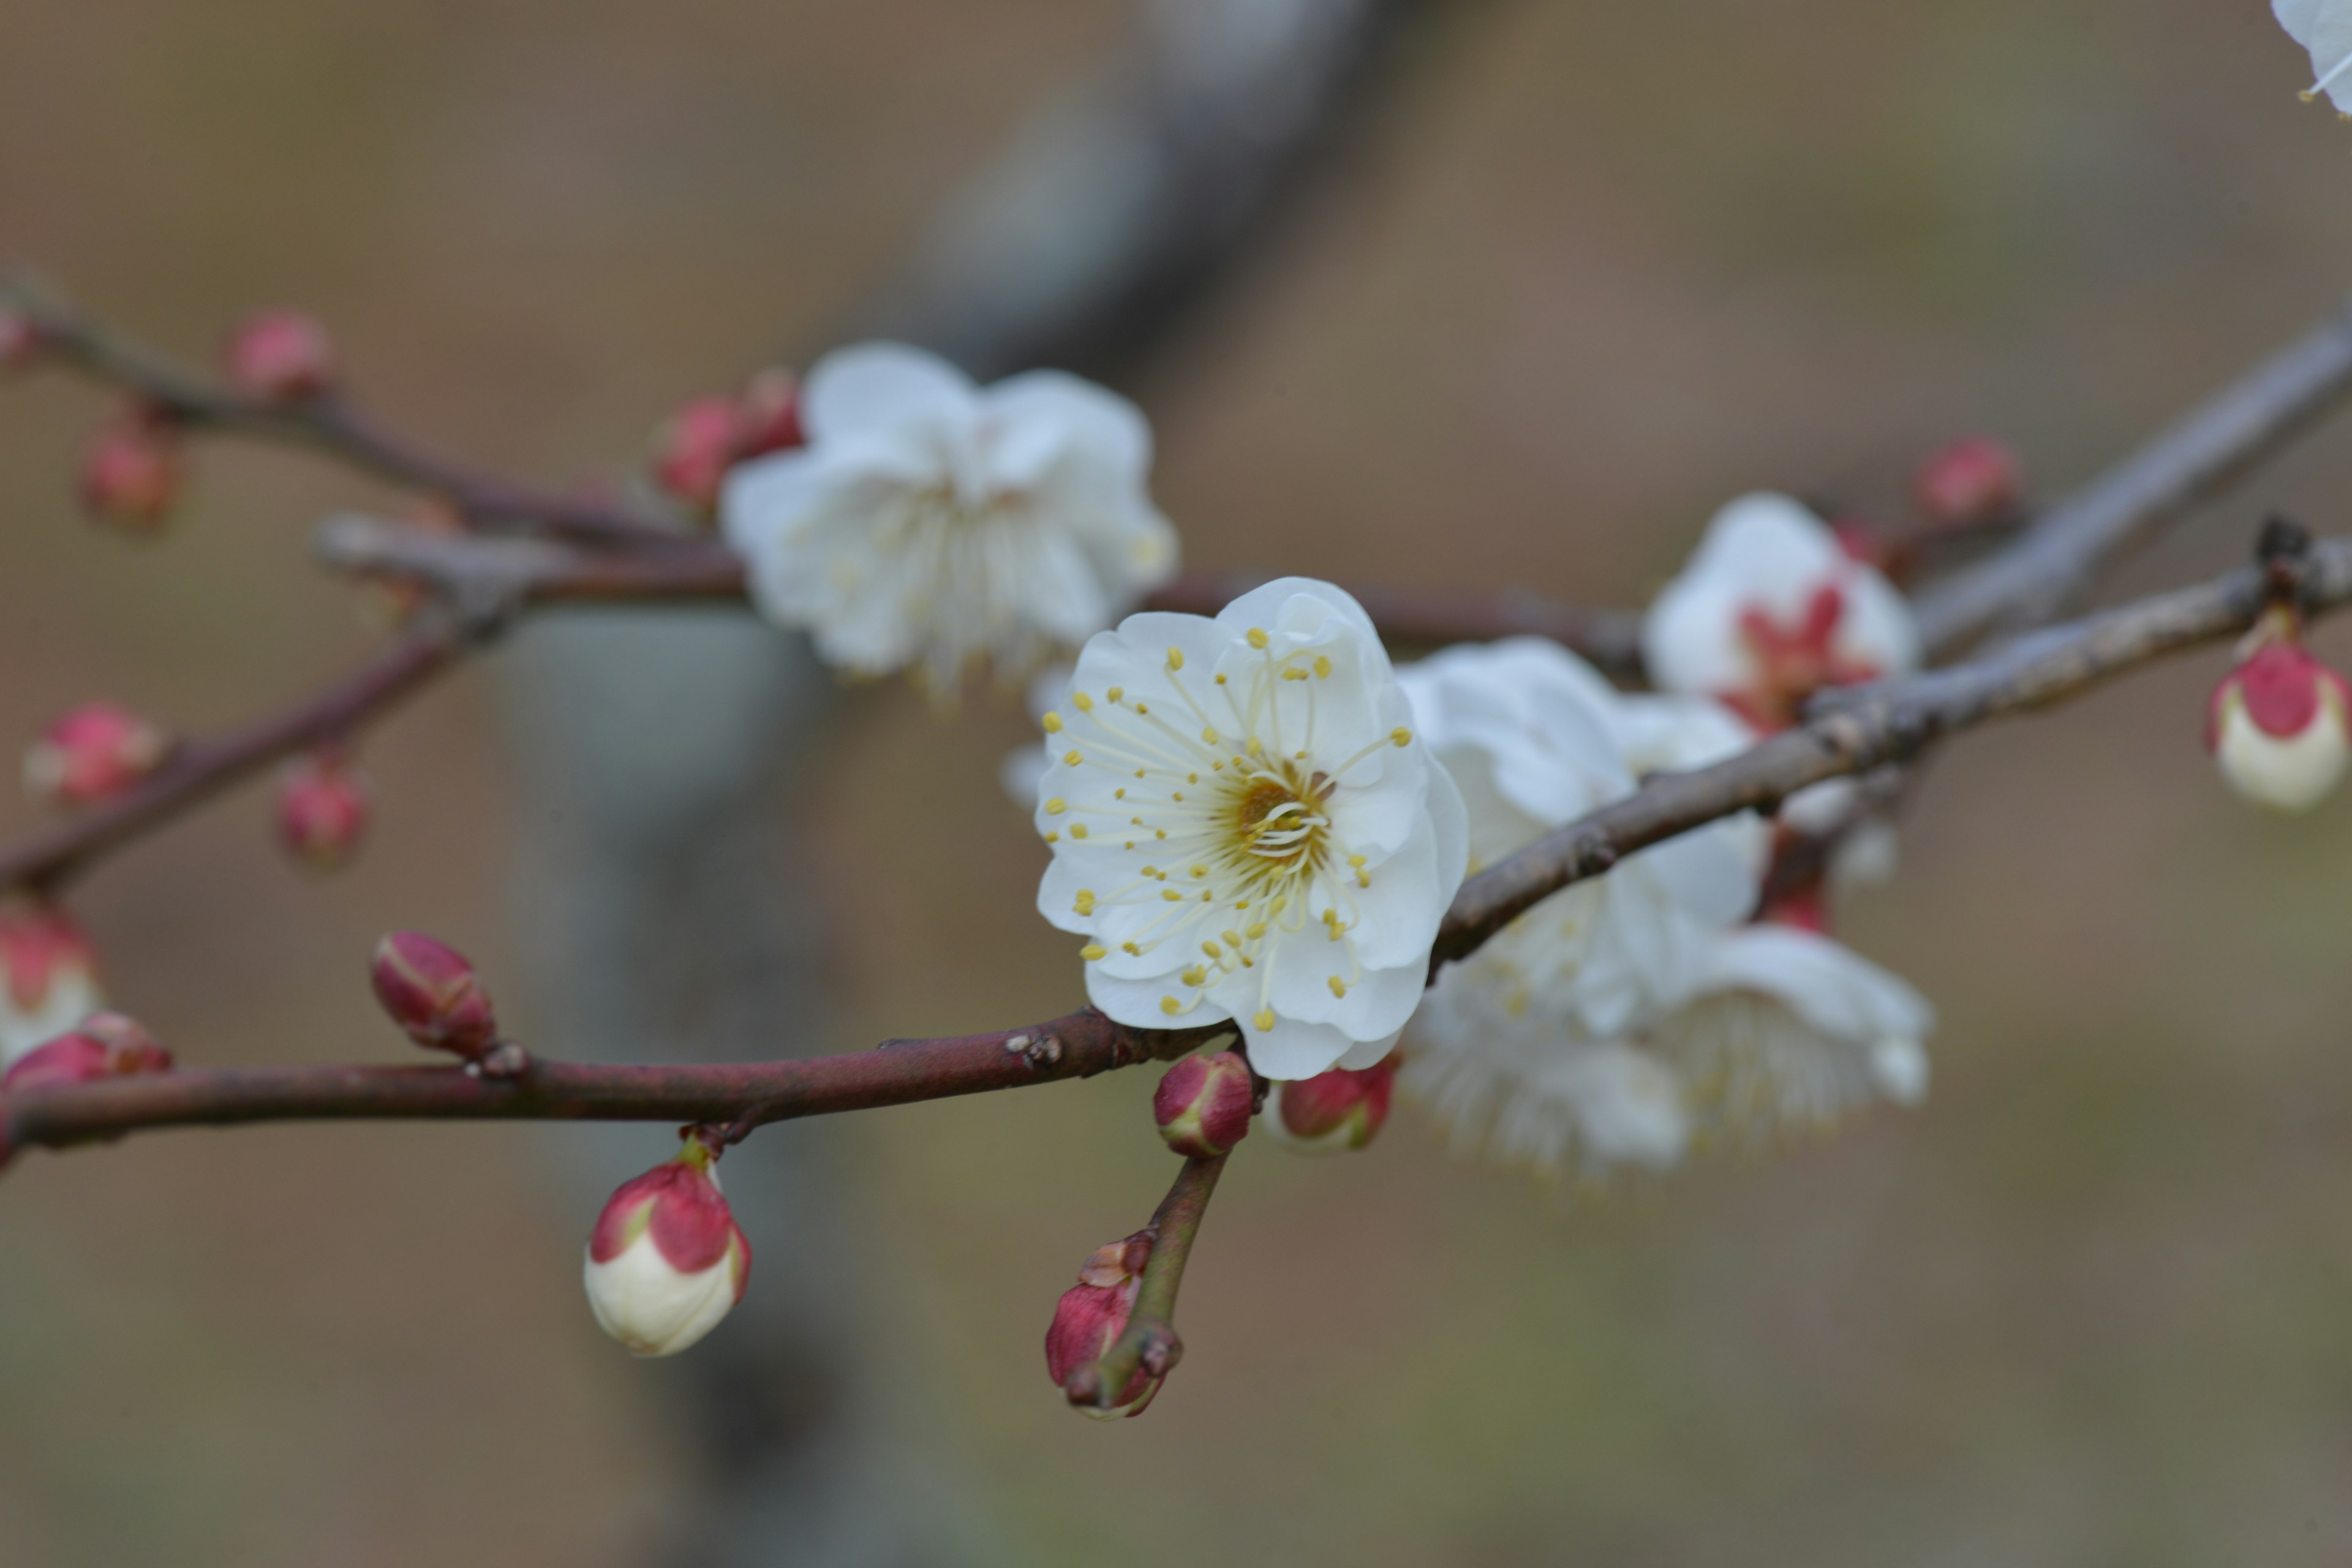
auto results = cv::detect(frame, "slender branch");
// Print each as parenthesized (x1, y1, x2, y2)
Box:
(1062, 1153, 1227, 1413)
(0, 620, 475, 894)
(2, 272, 680, 548)
(1913, 293, 2352, 655)
(9, 530, 2340, 1157)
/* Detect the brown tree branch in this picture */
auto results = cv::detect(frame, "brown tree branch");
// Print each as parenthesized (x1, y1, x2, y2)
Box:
(1061, 1152, 1227, 1414)
(7, 529, 2339, 1159)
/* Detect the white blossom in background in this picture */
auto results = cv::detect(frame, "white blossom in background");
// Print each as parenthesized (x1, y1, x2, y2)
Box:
(1000, 661, 1075, 805)
(2276, 0, 2352, 113)
(1034, 579, 1466, 1082)
(1642, 492, 1918, 733)
(722, 343, 1178, 693)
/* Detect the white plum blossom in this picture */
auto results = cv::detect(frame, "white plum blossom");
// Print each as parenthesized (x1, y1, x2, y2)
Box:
(722, 342, 1178, 692)
(1033, 579, 1467, 1082)
(1642, 492, 1918, 733)
(584, 1142, 752, 1359)
(2206, 634, 2352, 813)
(2276, 0, 2352, 113)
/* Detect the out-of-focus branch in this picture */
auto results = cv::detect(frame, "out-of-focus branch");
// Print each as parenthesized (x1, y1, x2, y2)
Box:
(1062, 1152, 1226, 1414)
(1913, 294, 2352, 656)
(12, 530, 2346, 1156)
(0, 619, 475, 895)
(1, 272, 679, 548)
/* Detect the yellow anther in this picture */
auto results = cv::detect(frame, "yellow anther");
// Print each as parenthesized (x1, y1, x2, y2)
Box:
(1071, 824, 1090, 839)
(1136, 702, 1150, 714)
(1390, 726, 1412, 747)
(1201, 726, 1219, 745)
(1200, 890, 1213, 902)
(1253, 1008, 1276, 1031)
(1271, 895, 1289, 914)
(1172, 791, 1184, 802)
(1163, 890, 1183, 902)
(1166, 647, 1185, 671)
(1190, 864, 1209, 878)
(1282, 667, 1308, 680)
(1042, 712, 1063, 733)
(1044, 830, 1060, 843)
(1115, 788, 1126, 799)
(1202, 941, 1223, 959)
(1155, 829, 1167, 839)
(1244, 922, 1267, 940)
(1355, 869, 1371, 888)
(1221, 930, 1243, 948)
(1080, 944, 1107, 961)
(1215, 673, 1229, 685)
(1181, 967, 1207, 987)
(1108, 686, 1125, 703)
(1328, 976, 1348, 998)
(1187, 772, 1199, 783)
(1045, 798, 1067, 815)
(1247, 627, 1270, 650)
(1064, 750, 1083, 766)
(1073, 692, 1095, 712)
(1121, 941, 1142, 956)
(1161, 996, 1183, 1015)
(1313, 655, 1332, 679)
(1322, 907, 1340, 925)
(1246, 738, 1263, 756)
(1347, 853, 1367, 867)
(1074, 891, 1096, 914)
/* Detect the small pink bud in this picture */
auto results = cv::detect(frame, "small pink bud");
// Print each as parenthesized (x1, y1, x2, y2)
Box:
(80, 410, 186, 535)
(276, 752, 371, 870)
(1912, 437, 2023, 529)
(584, 1138, 752, 1357)
(1264, 1057, 1396, 1154)
(0, 309, 41, 373)
(224, 309, 334, 401)
(1153, 1050, 1254, 1158)
(1044, 1229, 1161, 1417)
(2207, 638, 2352, 813)
(650, 394, 741, 513)
(369, 932, 498, 1058)
(732, 368, 804, 460)
(0, 902, 105, 1066)
(23, 703, 173, 807)
(2, 1011, 171, 1093)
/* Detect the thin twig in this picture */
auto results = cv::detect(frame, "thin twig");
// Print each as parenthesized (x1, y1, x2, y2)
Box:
(1063, 1153, 1227, 1413)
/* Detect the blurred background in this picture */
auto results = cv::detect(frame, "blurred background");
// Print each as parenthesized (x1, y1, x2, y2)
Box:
(7, 0, 2352, 1562)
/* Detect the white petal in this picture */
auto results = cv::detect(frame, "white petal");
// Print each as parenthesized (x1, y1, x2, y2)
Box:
(584, 1236, 741, 1359)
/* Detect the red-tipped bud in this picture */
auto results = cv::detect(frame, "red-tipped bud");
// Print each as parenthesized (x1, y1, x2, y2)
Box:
(1912, 436, 2023, 529)
(23, 703, 172, 807)
(1153, 1050, 1254, 1158)
(1044, 1229, 1161, 1417)
(80, 410, 186, 535)
(584, 1138, 752, 1357)
(276, 752, 371, 870)
(650, 394, 741, 513)
(224, 309, 334, 402)
(2207, 635, 2352, 813)
(1264, 1057, 1396, 1154)
(369, 932, 497, 1058)
(0, 902, 104, 1066)
(0, 309, 41, 374)
(1, 1011, 171, 1093)
(733, 368, 805, 460)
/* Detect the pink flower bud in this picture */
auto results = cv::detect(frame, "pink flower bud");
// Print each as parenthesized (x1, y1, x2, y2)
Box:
(0, 309, 41, 373)
(23, 703, 173, 807)
(1043, 1230, 1161, 1417)
(0, 902, 104, 1066)
(1153, 1050, 1254, 1158)
(2207, 639, 2352, 813)
(650, 394, 742, 513)
(733, 368, 805, 460)
(80, 410, 186, 535)
(224, 309, 334, 402)
(1, 1011, 171, 1093)
(584, 1139, 752, 1357)
(1912, 436, 2022, 529)
(1264, 1057, 1396, 1153)
(369, 932, 498, 1058)
(276, 752, 371, 869)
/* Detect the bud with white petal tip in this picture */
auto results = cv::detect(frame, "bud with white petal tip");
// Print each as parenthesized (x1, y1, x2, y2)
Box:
(24, 703, 172, 807)
(1153, 1050, 1254, 1158)
(2, 1011, 172, 1093)
(1043, 1232, 1160, 1418)
(2206, 628, 2352, 814)
(0, 901, 104, 1067)
(584, 1137, 752, 1358)
(369, 932, 499, 1060)
(1263, 1057, 1396, 1154)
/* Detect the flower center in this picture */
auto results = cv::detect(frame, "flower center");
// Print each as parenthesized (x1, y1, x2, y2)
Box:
(1227, 764, 1332, 873)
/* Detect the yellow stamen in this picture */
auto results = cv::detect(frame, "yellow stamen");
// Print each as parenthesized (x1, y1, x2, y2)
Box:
(1080, 944, 1107, 960)
(1247, 627, 1269, 650)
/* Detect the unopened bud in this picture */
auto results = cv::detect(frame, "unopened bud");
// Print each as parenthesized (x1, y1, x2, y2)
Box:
(1044, 1229, 1161, 1417)
(1, 1011, 170, 1093)
(0, 309, 41, 373)
(23, 703, 172, 807)
(1153, 1050, 1254, 1158)
(1264, 1057, 1396, 1153)
(650, 394, 741, 513)
(369, 931, 497, 1058)
(733, 368, 804, 460)
(80, 409, 186, 535)
(584, 1138, 752, 1357)
(2207, 635, 2352, 813)
(1913, 436, 2023, 529)
(0, 901, 104, 1066)
(224, 309, 334, 401)
(276, 752, 371, 869)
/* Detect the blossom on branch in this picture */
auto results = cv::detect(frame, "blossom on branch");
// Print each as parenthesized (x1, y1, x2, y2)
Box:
(0, 901, 104, 1067)
(1034, 579, 1467, 1082)
(2275, 0, 2352, 113)
(723, 342, 1177, 692)
(583, 1137, 751, 1359)
(2206, 614, 2352, 813)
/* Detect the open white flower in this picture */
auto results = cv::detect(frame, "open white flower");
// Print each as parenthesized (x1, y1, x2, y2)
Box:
(2276, 0, 2352, 113)
(722, 342, 1178, 692)
(1399, 637, 1766, 1035)
(1033, 579, 1467, 1082)
(1642, 492, 1918, 733)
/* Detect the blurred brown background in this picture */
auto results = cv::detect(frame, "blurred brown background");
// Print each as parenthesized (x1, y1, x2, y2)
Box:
(8, 0, 2352, 1562)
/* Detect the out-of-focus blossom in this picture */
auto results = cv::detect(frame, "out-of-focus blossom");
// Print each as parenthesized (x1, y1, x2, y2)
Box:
(0, 309, 40, 372)
(80, 409, 186, 536)
(0, 902, 104, 1066)
(1261, 1057, 1396, 1153)
(23, 703, 172, 807)
(2207, 629, 2352, 813)
(2275, 0, 2352, 113)
(275, 751, 372, 869)
(723, 342, 1178, 692)
(224, 310, 334, 402)
(1034, 579, 1466, 1082)
(584, 1139, 752, 1359)
(650, 394, 744, 513)
(1912, 436, 2022, 530)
